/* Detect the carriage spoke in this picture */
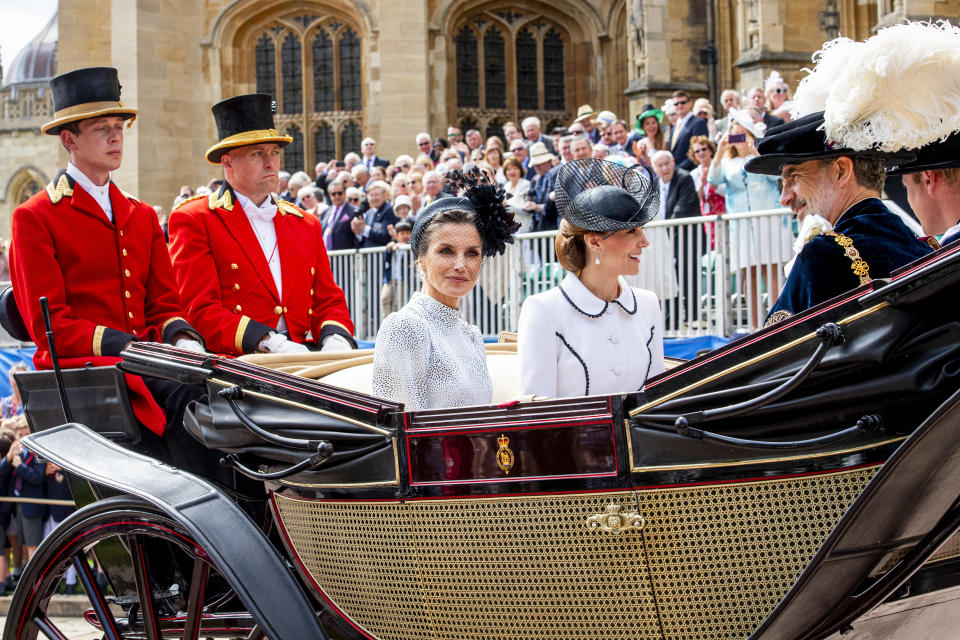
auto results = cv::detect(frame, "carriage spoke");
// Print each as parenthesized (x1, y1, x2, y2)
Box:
(72, 552, 123, 640)
(128, 534, 163, 640)
(182, 557, 211, 640)
(32, 614, 69, 640)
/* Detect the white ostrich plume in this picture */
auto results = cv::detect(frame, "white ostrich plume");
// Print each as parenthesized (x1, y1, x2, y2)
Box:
(815, 22, 960, 152)
(791, 36, 859, 119)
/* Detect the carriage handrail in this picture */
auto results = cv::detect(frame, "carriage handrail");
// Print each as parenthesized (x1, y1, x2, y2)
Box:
(671, 323, 845, 434)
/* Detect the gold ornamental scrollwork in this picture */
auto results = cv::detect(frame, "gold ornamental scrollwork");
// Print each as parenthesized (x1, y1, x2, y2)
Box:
(586, 504, 645, 534)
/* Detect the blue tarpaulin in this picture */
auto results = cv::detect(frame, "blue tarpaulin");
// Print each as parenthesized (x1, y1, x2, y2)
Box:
(0, 347, 36, 398)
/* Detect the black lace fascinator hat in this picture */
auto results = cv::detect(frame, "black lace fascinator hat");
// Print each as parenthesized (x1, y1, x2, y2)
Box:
(411, 167, 520, 258)
(554, 159, 659, 233)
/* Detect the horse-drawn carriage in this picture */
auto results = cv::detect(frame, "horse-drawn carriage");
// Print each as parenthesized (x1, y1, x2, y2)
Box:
(3, 241, 960, 640)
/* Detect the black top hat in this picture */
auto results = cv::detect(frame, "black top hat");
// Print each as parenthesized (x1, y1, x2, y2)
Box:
(205, 93, 293, 164)
(41, 67, 138, 135)
(887, 132, 960, 176)
(554, 159, 659, 232)
(745, 111, 915, 175)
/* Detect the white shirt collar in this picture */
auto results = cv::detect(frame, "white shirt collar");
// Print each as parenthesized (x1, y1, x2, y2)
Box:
(558, 272, 637, 317)
(66, 162, 113, 221)
(942, 221, 960, 243)
(235, 191, 278, 221)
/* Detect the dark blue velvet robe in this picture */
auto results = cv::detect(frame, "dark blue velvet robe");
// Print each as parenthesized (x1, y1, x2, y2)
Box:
(767, 198, 933, 322)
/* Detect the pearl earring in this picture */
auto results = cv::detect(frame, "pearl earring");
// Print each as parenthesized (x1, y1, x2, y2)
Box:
(594, 248, 600, 265)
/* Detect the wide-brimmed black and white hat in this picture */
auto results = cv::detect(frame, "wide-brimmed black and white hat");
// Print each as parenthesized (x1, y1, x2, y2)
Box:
(554, 158, 659, 232)
(744, 111, 914, 176)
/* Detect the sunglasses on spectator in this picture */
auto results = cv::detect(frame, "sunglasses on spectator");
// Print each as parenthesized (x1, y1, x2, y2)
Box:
(772, 87, 788, 94)
(418, 140, 431, 147)
(674, 99, 689, 106)
(348, 197, 360, 202)
(329, 190, 344, 196)
(510, 146, 525, 152)
(697, 111, 709, 117)
(447, 132, 461, 138)
(693, 147, 710, 154)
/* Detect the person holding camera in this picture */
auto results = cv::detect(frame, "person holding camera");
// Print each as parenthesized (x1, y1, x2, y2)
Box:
(708, 110, 790, 326)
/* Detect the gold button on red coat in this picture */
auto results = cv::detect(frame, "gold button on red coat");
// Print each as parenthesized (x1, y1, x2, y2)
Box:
(233, 283, 240, 291)
(124, 269, 131, 278)
(234, 305, 242, 313)
(122, 248, 128, 257)
(274, 305, 282, 315)
(128, 312, 134, 319)
(310, 288, 314, 296)
(124, 290, 130, 299)
(310, 267, 316, 275)
(231, 263, 239, 271)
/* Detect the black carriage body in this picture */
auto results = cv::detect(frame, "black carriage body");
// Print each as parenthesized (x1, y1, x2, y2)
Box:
(11, 243, 960, 640)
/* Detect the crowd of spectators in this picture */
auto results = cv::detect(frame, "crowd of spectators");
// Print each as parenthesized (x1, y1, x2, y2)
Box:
(0, 363, 78, 595)
(159, 71, 795, 262)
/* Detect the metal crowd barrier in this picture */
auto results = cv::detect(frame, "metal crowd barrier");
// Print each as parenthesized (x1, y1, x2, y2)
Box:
(328, 208, 799, 341)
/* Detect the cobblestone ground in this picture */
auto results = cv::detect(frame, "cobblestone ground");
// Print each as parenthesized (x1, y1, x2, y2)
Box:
(0, 616, 100, 638)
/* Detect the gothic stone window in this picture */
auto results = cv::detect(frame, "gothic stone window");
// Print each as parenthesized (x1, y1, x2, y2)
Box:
(453, 11, 570, 143)
(253, 14, 363, 171)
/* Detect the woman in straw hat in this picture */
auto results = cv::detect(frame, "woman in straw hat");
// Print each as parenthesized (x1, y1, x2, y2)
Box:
(517, 159, 665, 399)
(372, 169, 519, 410)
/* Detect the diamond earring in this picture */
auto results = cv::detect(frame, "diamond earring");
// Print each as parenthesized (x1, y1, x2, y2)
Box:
(595, 248, 600, 265)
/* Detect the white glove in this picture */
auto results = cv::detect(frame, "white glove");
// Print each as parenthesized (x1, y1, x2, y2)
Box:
(175, 338, 206, 354)
(258, 332, 310, 354)
(320, 334, 353, 352)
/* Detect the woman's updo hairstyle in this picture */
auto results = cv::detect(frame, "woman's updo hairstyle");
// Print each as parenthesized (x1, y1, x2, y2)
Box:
(555, 219, 591, 272)
(410, 167, 520, 260)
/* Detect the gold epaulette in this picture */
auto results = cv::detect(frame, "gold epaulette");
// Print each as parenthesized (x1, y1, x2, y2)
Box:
(208, 189, 234, 211)
(46, 173, 73, 204)
(277, 199, 305, 218)
(824, 230, 871, 285)
(173, 194, 206, 211)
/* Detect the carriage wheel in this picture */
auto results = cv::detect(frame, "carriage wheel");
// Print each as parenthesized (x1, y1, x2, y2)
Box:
(3, 496, 261, 640)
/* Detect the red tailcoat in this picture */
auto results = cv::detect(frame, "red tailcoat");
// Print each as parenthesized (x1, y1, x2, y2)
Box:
(167, 184, 354, 355)
(9, 170, 200, 434)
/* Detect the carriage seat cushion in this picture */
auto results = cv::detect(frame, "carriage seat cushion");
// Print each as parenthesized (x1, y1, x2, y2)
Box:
(320, 353, 519, 405)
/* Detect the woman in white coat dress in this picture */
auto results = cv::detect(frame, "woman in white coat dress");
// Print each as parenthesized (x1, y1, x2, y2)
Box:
(518, 159, 665, 398)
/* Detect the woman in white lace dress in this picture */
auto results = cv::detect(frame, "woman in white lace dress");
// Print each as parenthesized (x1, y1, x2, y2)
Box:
(373, 170, 519, 410)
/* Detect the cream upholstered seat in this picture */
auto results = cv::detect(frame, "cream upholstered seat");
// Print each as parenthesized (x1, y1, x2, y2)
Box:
(239, 345, 520, 405)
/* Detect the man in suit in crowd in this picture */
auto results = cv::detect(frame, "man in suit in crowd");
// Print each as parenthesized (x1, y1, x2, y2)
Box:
(319, 180, 360, 251)
(747, 87, 784, 131)
(524, 142, 559, 231)
(653, 150, 704, 325)
(668, 90, 710, 171)
(168, 93, 355, 355)
(360, 137, 389, 171)
(715, 89, 741, 136)
(350, 180, 397, 248)
(522, 116, 555, 154)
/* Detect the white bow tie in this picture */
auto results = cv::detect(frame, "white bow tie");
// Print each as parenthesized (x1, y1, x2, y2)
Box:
(246, 202, 278, 222)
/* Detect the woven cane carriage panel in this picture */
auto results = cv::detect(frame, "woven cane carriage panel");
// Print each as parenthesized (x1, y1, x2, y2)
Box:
(274, 491, 662, 640)
(638, 466, 879, 640)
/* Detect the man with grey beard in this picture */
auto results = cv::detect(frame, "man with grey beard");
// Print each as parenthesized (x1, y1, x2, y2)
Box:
(745, 112, 932, 325)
